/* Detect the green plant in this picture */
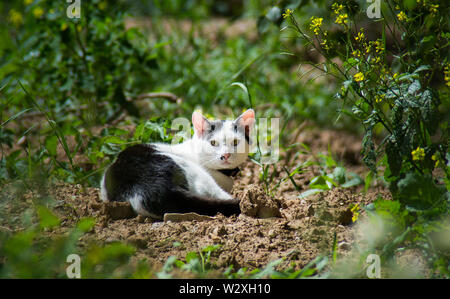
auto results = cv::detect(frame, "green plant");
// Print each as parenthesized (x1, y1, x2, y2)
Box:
(155, 244, 330, 278)
(3, 0, 157, 124)
(283, 0, 449, 276)
(0, 204, 131, 278)
(298, 146, 364, 198)
(155, 244, 222, 278)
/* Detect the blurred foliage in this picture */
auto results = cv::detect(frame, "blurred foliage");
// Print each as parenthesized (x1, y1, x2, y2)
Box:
(0, 204, 136, 278)
(2, 0, 157, 123)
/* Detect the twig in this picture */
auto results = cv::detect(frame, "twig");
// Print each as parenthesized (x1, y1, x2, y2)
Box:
(134, 92, 183, 104)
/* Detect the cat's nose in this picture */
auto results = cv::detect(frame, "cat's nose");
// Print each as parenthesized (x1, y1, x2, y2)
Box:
(221, 153, 231, 161)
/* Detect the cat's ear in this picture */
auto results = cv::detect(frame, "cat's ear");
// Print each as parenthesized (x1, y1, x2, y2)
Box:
(235, 109, 255, 141)
(192, 111, 210, 137)
(235, 109, 255, 129)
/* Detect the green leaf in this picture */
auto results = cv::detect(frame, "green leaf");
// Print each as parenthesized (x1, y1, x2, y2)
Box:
(229, 82, 252, 105)
(0, 108, 32, 127)
(76, 217, 96, 233)
(133, 123, 145, 140)
(385, 140, 402, 177)
(344, 58, 358, 68)
(414, 65, 430, 73)
(103, 136, 126, 145)
(408, 80, 421, 95)
(364, 171, 374, 193)
(37, 206, 60, 229)
(396, 173, 446, 213)
(333, 167, 347, 185)
(185, 251, 199, 263)
(341, 175, 364, 188)
(202, 244, 221, 253)
(45, 135, 58, 156)
(309, 175, 333, 190)
(298, 188, 324, 199)
(251, 259, 283, 278)
(403, 0, 417, 10)
(100, 143, 122, 155)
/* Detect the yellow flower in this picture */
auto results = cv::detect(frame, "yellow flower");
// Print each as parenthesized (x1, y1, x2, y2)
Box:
(355, 31, 365, 42)
(332, 3, 344, 14)
(371, 56, 381, 64)
(352, 50, 361, 57)
(431, 153, 441, 167)
(397, 11, 407, 21)
(429, 4, 439, 14)
(431, 153, 440, 167)
(374, 40, 384, 53)
(309, 17, 323, 35)
(282, 8, 293, 19)
(60, 22, 68, 31)
(332, 3, 348, 26)
(335, 13, 348, 25)
(411, 146, 425, 161)
(375, 94, 385, 103)
(321, 39, 330, 50)
(350, 204, 360, 222)
(444, 63, 450, 87)
(32, 7, 44, 18)
(8, 9, 23, 27)
(393, 72, 399, 79)
(354, 72, 364, 82)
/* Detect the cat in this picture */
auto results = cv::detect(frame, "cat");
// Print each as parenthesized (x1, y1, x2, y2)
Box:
(100, 109, 255, 219)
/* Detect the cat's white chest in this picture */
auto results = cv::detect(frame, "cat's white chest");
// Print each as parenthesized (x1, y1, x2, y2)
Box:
(207, 170, 234, 193)
(153, 137, 238, 198)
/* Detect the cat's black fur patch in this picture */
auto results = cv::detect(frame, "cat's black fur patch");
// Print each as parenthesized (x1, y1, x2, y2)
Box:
(218, 167, 240, 177)
(205, 120, 224, 140)
(104, 144, 240, 218)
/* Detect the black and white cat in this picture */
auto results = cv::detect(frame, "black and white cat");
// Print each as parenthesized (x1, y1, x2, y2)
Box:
(100, 109, 255, 219)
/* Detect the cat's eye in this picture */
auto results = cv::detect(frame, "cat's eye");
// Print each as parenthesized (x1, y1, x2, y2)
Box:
(233, 139, 239, 146)
(210, 140, 218, 146)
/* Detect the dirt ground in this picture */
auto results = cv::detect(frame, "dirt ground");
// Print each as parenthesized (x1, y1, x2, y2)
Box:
(17, 126, 389, 276)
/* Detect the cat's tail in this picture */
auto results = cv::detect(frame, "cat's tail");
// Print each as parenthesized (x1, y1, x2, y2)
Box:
(162, 187, 241, 217)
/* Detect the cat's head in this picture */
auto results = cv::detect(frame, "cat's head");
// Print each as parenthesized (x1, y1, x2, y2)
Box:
(192, 109, 255, 170)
